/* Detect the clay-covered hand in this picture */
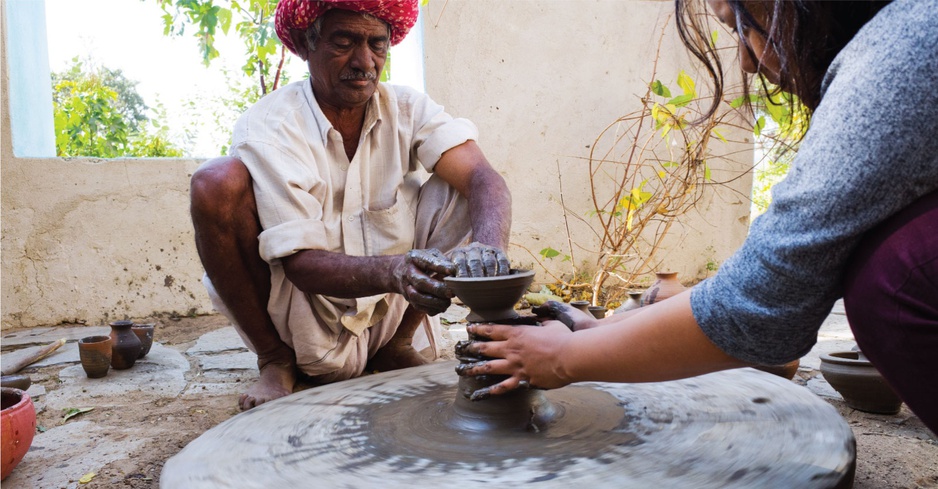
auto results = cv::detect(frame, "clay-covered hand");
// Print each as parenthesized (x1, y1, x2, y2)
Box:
(454, 321, 574, 400)
(392, 248, 458, 316)
(449, 242, 511, 277)
(532, 300, 599, 331)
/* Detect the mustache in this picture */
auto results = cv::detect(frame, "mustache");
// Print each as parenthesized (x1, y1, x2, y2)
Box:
(339, 70, 378, 81)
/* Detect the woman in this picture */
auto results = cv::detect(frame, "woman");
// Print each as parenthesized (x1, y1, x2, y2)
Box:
(458, 0, 938, 433)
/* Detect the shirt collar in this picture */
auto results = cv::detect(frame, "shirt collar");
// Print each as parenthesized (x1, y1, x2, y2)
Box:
(305, 80, 385, 145)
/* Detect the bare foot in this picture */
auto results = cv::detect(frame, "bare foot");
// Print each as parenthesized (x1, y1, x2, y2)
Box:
(367, 339, 430, 373)
(239, 361, 297, 411)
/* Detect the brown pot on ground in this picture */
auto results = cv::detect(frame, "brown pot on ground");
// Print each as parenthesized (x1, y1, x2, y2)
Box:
(641, 272, 687, 306)
(78, 335, 112, 378)
(753, 359, 801, 380)
(820, 351, 902, 414)
(109, 320, 142, 370)
(132, 323, 156, 358)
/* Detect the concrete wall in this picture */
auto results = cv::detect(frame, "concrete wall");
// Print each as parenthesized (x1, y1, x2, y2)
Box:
(2, 0, 754, 329)
(422, 0, 753, 291)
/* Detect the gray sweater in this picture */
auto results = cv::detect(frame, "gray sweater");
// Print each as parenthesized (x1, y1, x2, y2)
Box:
(690, 0, 938, 365)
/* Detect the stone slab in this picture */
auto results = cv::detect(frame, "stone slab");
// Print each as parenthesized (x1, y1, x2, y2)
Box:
(45, 343, 189, 410)
(1, 325, 110, 349)
(182, 382, 246, 398)
(2, 420, 147, 489)
(807, 375, 843, 400)
(196, 351, 257, 371)
(186, 327, 248, 355)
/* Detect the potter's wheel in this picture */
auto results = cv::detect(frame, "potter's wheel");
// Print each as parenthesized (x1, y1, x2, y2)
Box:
(161, 361, 855, 488)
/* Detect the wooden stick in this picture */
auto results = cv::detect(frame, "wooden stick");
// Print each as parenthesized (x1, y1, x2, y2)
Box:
(1, 338, 67, 375)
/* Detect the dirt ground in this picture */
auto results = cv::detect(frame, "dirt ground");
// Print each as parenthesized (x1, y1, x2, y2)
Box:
(11, 315, 938, 488)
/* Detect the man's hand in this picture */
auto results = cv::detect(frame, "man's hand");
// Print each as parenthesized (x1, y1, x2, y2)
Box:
(392, 249, 458, 315)
(449, 242, 511, 277)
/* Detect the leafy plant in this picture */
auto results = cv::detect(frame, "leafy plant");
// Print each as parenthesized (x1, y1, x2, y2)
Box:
(51, 58, 183, 158)
(529, 27, 802, 306)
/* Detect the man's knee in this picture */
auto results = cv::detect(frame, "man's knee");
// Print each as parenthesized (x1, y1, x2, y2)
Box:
(190, 156, 252, 220)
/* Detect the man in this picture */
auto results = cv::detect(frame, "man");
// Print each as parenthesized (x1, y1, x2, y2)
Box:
(190, 0, 512, 410)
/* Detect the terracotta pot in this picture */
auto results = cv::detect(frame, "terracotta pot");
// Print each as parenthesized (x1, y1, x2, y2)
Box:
(1, 387, 36, 481)
(569, 301, 591, 313)
(614, 291, 644, 315)
(753, 359, 801, 380)
(641, 272, 687, 306)
(587, 306, 606, 319)
(109, 320, 142, 370)
(78, 335, 112, 378)
(820, 351, 902, 414)
(132, 323, 156, 358)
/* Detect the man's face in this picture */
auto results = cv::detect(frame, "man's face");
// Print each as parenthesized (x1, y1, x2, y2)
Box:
(706, 0, 781, 84)
(307, 9, 390, 111)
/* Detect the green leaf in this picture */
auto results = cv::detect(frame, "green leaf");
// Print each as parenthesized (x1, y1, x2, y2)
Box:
(539, 247, 561, 259)
(651, 80, 671, 98)
(62, 407, 94, 424)
(217, 8, 232, 35)
(677, 70, 696, 96)
(753, 115, 766, 137)
(667, 93, 694, 108)
(710, 30, 718, 48)
(710, 128, 727, 143)
(704, 162, 712, 181)
(730, 94, 759, 109)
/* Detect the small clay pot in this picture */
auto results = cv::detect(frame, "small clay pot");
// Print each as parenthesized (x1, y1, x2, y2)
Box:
(132, 323, 156, 358)
(569, 300, 591, 313)
(641, 272, 687, 306)
(0, 375, 31, 391)
(109, 320, 142, 370)
(78, 335, 112, 378)
(1, 387, 36, 481)
(614, 291, 644, 315)
(820, 351, 902, 414)
(587, 306, 606, 319)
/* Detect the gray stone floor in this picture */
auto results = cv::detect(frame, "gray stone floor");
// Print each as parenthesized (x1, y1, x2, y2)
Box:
(1, 300, 866, 487)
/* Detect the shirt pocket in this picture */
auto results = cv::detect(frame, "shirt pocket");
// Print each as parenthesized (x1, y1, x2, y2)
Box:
(362, 193, 416, 256)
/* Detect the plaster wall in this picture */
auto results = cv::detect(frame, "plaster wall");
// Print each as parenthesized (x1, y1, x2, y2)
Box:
(422, 0, 753, 290)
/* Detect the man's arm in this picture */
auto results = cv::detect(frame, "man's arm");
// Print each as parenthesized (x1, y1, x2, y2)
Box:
(433, 140, 513, 275)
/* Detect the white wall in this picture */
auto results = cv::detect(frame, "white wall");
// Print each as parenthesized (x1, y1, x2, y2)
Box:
(422, 0, 753, 291)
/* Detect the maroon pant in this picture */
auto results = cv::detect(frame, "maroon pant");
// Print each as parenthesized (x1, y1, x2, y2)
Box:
(843, 190, 938, 435)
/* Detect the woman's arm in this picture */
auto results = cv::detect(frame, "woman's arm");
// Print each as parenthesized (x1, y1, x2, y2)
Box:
(460, 290, 749, 396)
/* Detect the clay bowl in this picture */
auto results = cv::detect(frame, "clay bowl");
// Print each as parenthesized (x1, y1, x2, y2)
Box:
(1, 387, 36, 480)
(820, 351, 902, 414)
(445, 269, 535, 322)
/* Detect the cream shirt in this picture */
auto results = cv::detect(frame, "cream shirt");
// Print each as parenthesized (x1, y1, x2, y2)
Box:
(229, 80, 477, 355)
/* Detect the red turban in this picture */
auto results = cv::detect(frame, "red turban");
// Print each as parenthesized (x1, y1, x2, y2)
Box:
(275, 0, 419, 55)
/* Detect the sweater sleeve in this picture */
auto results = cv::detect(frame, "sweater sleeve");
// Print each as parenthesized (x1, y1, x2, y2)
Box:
(690, 0, 938, 365)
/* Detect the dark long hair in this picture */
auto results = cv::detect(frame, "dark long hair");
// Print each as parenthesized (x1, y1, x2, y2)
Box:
(676, 0, 892, 118)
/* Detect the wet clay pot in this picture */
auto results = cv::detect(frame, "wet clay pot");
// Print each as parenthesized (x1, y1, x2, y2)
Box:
(641, 272, 687, 306)
(109, 320, 142, 370)
(754, 359, 801, 380)
(445, 269, 535, 322)
(569, 300, 591, 314)
(1, 388, 36, 481)
(132, 323, 156, 358)
(588, 306, 607, 319)
(820, 351, 902, 414)
(614, 291, 644, 315)
(79, 335, 112, 378)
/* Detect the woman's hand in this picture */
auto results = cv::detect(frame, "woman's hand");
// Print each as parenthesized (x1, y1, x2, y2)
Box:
(455, 320, 576, 400)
